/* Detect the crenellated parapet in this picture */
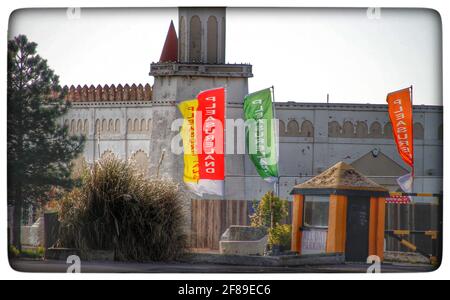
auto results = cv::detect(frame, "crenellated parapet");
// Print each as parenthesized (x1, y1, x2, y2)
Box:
(62, 83, 152, 102)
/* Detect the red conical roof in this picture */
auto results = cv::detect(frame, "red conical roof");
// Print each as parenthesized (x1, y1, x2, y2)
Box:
(159, 20, 178, 62)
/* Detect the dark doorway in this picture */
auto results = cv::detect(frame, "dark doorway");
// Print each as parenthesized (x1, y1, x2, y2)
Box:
(345, 197, 371, 262)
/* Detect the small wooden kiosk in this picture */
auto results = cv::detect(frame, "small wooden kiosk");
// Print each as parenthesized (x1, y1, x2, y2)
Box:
(290, 161, 389, 262)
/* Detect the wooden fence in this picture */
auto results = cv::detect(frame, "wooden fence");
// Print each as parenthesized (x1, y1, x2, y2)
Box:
(190, 200, 251, 250)
(190, 199, 293, 250)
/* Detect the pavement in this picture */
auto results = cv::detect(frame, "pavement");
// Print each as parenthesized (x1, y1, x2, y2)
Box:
(9, 259, 436, 274)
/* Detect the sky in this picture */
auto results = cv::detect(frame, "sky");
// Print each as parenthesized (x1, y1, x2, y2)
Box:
(9, 7, 442, 105)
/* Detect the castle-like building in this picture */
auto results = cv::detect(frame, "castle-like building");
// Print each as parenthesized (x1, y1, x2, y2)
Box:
(61, 7, 443, 250)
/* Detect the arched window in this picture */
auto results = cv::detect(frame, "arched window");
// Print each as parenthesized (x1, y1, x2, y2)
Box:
(328, 121, 341, 137)
(342, 121, 354, 138)
(221, 17, 226, 61)
(115, 119, 120, 133)
(384, 122, 393, 138)
(369, 122, 382, 138)
(131, 150, 150, 177)
(102, 119, 107, 132)
(134, 119, 140, 132)
(70, 120, 75, 134)
(108, 119, 114, 132)
(207, 16, 218, 64)
(300, 120, 314, 137)
(95, 119, 100, 134)
(127, 119, 133, 132)
(287, 120, 300, 136)
(141, 119, 147, 131)
(413, 123, 424, 140)
(355, 121, 368, 138)
(77, 119, 82, 133)
(84, 119, 88, 134)
(190, 16, 202, 62)
(279, 120, 286, 137)
(179, 16, 186, 62)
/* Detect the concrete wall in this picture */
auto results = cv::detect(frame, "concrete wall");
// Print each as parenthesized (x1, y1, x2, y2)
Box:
(246, 102, 443, 202)
(62, 102, 153, 165)
(65, 101, 443, 204)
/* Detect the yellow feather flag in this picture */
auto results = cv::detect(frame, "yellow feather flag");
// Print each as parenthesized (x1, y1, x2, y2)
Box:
(178, 99, 200, 184)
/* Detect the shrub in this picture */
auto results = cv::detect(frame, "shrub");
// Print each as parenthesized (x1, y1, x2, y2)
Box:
(57, 156, 188, 261)
(268, 224, 292, 251)
(250, 192, 288, 228)
(8, 245, 20, 259)
(8, 245, 45, 259)
(20, 247, 45, 259)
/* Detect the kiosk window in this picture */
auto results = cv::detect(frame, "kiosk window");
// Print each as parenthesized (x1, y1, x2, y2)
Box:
(304, 195, 329, 228)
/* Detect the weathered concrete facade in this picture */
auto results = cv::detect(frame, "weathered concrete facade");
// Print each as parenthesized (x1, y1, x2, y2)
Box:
(64, 99, 443, 201)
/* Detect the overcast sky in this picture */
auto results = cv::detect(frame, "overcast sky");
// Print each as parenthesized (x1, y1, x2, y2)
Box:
(9, 8, 442, 105)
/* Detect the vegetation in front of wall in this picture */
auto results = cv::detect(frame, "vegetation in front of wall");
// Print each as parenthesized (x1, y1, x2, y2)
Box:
(8, 245, 45, 260)
(44, 199, 60, 213)
(20, 247, 45, 259)
(56, 156, 188, 262)
(8, 245, 20, 259)
(268, 224, 292, 252)
(8, 35, 85, 251)
(250, 191, 289, 228)
(250, 192, 291, 255)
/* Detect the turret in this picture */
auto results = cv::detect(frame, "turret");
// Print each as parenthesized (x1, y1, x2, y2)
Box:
(178, 7, 226, 64)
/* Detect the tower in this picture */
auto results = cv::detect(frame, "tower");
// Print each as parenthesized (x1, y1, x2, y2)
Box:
(150, 7, 253, 104)
(149, 7, 253, 182)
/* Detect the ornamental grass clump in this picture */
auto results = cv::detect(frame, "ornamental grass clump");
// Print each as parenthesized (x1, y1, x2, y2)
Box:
(57, 156, 188, 261)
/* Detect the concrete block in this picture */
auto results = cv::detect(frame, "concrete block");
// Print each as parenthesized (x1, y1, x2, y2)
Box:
(219, 226, 268, 256)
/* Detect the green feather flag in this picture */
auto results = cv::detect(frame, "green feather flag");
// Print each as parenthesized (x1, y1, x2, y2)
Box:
(244, 88, 279, 183)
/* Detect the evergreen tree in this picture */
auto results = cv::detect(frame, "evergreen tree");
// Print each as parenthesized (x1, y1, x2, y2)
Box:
(7, 35, 85, 250)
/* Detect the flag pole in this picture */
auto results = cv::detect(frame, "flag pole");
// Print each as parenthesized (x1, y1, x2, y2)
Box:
(271, 86, 280, 198)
